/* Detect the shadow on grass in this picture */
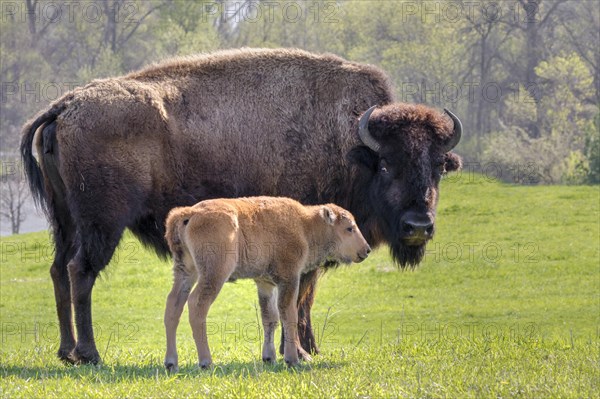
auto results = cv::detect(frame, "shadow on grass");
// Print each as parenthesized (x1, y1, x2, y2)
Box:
(0, 358, 346, 380)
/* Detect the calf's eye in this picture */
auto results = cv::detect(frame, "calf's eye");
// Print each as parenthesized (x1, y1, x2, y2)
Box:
(346, 227, 354, 232)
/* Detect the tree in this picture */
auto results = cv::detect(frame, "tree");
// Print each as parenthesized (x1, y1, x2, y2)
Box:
(0, 0, 598, 187)
(484, 53, 597, 184)
(0, 167, 29, 235)
(501, 0, 568, 138)
(558, 1, 600, 103)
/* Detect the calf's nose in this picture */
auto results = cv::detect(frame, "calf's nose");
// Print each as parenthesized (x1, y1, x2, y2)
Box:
(358, 245, 371, 260)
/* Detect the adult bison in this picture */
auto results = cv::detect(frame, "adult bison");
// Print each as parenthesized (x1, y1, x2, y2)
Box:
(21, 48, 462, 364)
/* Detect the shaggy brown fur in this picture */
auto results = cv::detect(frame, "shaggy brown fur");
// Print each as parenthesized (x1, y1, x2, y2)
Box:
(20, 48, 462, 364)
(163, 197, 370, 370)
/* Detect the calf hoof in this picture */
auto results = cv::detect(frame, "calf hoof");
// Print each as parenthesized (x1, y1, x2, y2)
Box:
(285, 358, 300, 368)
(165, 362, 179, 374)
(68, 346, 101, 365)
(298, 348, 313, 362)
(199, 359, 212, 369)
(262, 356, 276, 364)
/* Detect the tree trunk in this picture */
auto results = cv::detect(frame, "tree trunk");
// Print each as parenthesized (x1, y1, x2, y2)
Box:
(523, 0, 542, 138)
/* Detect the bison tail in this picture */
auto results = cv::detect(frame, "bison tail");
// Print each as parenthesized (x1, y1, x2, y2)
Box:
(19, 104, 65, 216)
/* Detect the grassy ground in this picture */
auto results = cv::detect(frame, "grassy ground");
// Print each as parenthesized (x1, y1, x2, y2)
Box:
(1, 173, 599, 398)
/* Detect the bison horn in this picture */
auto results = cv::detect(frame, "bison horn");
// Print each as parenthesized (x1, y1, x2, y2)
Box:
(358, 105, 380, 152)
(443, 108, 462, 152)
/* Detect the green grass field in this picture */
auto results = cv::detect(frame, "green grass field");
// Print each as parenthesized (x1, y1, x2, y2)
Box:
(1, 173, 599, 398)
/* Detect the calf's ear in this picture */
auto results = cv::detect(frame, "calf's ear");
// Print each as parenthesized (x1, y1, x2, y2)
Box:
(319, 206, 337, 225)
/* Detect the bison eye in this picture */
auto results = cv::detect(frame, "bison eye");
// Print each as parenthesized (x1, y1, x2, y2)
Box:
(378, 159, 390, 174)
(346, 227, 354, 233)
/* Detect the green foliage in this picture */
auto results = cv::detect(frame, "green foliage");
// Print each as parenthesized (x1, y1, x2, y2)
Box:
(564, 150, 590, 185)
(483, 54, 598, 184)
(1, 176, 599, 397)
(154, 0, 220, 57)
(584, 111, 600, 184)
(536, 53, 596, 137)
(503, 85, 538, 128)
(0, 0, 598, 185)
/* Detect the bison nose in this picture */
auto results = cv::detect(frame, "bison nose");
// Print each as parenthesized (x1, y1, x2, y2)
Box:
(366, 246, 372, 255)
(402, 220, 434, 238)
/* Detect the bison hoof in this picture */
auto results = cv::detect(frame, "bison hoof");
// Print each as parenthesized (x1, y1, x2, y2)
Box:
(57, 346, 75, 363)
(165, 362, 179, 373)
(285, 358, 300, 368)
(68, 346, 101, 365)
(262, 356, 276, 364)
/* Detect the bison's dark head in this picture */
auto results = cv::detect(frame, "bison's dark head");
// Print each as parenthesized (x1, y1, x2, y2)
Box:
(347, 103, 462, 267)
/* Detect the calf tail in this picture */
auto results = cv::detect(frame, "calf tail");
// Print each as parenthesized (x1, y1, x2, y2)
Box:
(164, 209, 192, 256)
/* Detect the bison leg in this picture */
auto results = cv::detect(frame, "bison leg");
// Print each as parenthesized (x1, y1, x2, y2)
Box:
(279, 269, 320, 357)
(255, 280, 278, 363)
(67, 254, 100, 364)
(297, 269, 320, 354)
(164, 266, 196, 373)
(49, 229, 77, 361)
(67, 227, 123, 365)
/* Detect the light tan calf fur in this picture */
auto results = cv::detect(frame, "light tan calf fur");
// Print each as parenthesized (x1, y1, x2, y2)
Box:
(163, 196, 370, 371)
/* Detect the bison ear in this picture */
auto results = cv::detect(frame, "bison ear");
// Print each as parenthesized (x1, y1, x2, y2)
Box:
(444, 152, 462, 172)
(347, 146, 378, 172)
(319, 206, 337, 225)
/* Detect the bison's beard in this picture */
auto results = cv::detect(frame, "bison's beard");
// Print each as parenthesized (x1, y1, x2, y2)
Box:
(390, 242, 426, 268)
(376, 212, 429, 268)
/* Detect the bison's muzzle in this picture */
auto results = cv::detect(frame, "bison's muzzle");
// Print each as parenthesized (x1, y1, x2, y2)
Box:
(400, 211, 435, 246)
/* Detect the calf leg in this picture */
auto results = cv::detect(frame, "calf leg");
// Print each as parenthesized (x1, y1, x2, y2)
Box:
(278, 277, 302, 366)
(188, 258, 233, 369)
(164, 265, 196, 373)
(188, 280, 224, 368)
(256, 281, 278, 363)
(280, 269, 320, 358)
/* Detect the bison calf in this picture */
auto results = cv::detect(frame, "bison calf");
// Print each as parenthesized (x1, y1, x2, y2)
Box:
(163, 197, 370, 371)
